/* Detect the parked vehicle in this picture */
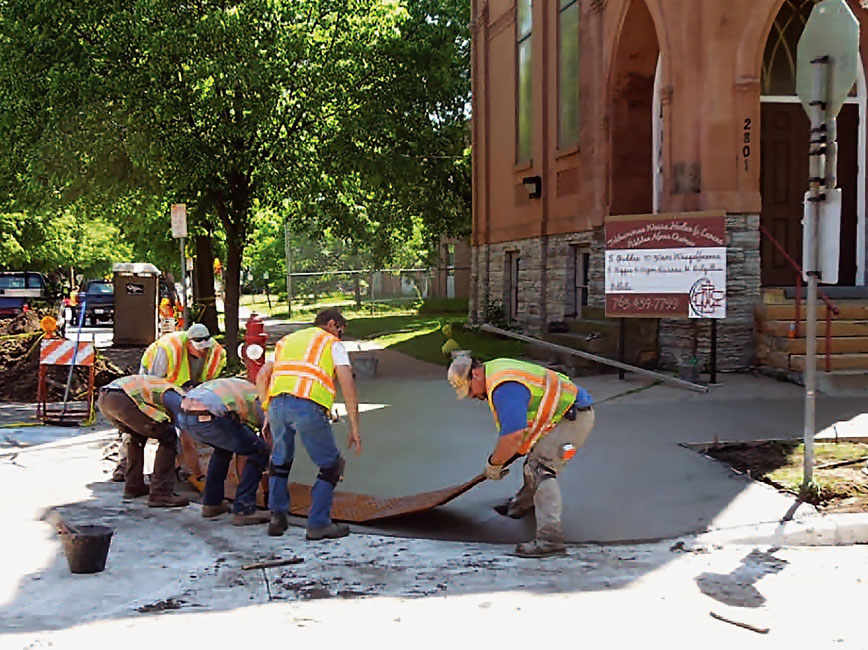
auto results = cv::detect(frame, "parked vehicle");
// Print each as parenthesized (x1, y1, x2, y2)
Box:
(71, 279, 114, 326)
(0, 271, 50, 318)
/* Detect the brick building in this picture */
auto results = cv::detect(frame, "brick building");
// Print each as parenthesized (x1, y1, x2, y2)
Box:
(469, 0, 868, 372)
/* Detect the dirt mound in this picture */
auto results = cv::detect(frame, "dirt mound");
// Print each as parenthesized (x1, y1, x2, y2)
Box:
(0, 313, 125, 403)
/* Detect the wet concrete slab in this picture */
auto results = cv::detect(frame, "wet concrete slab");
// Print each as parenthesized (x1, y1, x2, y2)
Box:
(288, 372, 868, 544)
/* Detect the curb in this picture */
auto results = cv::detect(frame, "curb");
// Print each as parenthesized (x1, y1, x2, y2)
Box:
(695, 512, 868, 547)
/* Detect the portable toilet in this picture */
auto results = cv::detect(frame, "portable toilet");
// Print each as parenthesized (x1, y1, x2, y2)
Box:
(112, 263, 161, 345)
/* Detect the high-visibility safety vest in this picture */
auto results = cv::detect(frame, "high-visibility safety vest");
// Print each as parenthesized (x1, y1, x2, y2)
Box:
(267, 326, 338, 411)
(484, 359, 579, 454)
(108, 375, 180, 423)
(193, 378, 263, 430)
(141, 332, 226, 386)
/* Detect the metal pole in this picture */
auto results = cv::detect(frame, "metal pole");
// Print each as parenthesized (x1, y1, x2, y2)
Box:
(804, 55, 829, 488)
(284, 221, 292, 318)
(180, 236, 190, 326)
(618, 318, 626, 380)
(710, 319, 718, 384)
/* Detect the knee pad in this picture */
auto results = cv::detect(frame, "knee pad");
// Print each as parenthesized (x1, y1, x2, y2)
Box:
(317, 456, 346, 487)
(268, 459, 293, 479)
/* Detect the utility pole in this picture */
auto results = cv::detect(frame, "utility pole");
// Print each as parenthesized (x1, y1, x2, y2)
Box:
(284, 220, 292, 318)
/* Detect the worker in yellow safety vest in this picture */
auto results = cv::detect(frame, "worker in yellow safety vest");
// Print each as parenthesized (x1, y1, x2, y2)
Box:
(256, 309, 362, 541)
(97, 375, 189, 507)
(110, 323, 226, 485)
(447, 356, 595, 557)
(140, 323, 226, 387)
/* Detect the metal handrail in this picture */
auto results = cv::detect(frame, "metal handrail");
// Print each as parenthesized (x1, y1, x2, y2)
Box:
(759, 224, 839, 373)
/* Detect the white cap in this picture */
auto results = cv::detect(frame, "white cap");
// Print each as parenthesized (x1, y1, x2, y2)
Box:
(447, 356, 473, 399)
(186, 323, 213, 347)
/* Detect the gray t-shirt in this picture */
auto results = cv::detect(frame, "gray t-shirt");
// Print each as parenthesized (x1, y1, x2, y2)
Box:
(140, 347, 206, 386)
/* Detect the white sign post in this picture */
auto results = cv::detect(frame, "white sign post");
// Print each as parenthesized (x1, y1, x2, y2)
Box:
(796, 0, 859, 488)
(170, 204, 190, 327)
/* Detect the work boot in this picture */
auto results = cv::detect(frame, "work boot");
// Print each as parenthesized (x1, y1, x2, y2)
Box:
(232, 511, 271, 527)
(112, 464, 126, 483)
(123, 438, 148, 495)
(148, 493, 190, 508)
(148, 442, 188, 508)
(306, 523, 350, 541)
(514, 524, 566, 557)
(493, 498, 531, 519)
(513, 538, 567, 557)
(123, 485, 150, 499)
(267, 512, 289, 537)
(201, 503, 231, 518)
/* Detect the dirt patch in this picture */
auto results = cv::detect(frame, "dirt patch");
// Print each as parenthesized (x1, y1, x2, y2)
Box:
(703, 440, 868, 513)
(0, 312, 125, 403)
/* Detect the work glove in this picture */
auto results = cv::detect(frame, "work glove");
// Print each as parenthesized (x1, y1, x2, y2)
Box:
(484, 457, 508, 481)
(188, 474, 206, 492)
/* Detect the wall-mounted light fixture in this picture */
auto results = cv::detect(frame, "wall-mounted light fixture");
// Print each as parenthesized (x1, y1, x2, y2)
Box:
(522, 175, 542, 199)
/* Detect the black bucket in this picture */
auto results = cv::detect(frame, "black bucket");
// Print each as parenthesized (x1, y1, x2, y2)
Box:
(60, 525, 114, 574)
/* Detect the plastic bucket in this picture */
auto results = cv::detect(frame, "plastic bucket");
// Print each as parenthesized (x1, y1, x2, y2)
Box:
(60, 525, 114, 574)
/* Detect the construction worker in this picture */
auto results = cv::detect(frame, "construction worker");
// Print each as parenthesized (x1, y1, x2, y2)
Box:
(140, 322, 226, 387)
(173, 378, 271, 526)
(256, 309, 362, 540)
(97, 376, 189, 507)
(447, 356, 594, 557)
(113, 323, 225, 483)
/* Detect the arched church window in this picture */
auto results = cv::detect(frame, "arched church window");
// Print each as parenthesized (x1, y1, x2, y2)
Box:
(762, 0, 856, 96)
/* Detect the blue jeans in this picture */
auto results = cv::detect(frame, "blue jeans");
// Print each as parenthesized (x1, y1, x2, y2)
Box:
(268, 394, 342, 528)
(177, 412, 270, 515)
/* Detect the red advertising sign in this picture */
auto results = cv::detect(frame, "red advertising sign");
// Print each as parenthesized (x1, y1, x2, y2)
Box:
(605, 211, 726, 319)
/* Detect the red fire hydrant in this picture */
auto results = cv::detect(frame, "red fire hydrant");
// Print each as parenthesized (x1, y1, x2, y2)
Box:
(242, 313, 268, 382)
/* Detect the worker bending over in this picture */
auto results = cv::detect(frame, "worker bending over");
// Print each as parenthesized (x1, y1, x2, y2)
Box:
(447, 356, 594, 557)
(173, 378, 271, 526)
(98, 376, 189, 508)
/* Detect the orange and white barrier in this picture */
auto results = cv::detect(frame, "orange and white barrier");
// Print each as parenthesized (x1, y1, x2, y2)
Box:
(37, 339, 96, 425)
(40, 340, 95, 367)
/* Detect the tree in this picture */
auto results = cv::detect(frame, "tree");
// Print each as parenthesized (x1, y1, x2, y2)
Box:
(0, 0, 470, 355)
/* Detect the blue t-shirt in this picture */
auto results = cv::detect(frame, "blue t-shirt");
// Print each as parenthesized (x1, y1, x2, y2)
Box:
(491, 381, 593, 437)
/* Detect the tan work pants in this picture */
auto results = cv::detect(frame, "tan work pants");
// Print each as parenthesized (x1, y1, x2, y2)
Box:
(508, 408, 595, 542)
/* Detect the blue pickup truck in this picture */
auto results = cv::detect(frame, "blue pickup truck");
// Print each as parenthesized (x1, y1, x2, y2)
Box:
(0, 271, 50, 318)
(71, 279, 115, 326)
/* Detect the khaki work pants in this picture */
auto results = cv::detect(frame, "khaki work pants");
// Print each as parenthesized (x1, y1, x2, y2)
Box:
(507, 408, 595, 542)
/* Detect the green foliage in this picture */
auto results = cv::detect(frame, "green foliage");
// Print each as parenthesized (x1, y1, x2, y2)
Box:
(0, 212, 131, 278)
(0, 0, 471, 357)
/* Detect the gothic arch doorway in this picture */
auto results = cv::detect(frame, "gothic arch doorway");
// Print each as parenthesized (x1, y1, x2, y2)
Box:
(760, 0, 865, 286)
(609, 0, 660, 216)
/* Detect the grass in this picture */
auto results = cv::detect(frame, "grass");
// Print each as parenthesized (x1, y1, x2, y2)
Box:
(706, 440, 868, 509)
(345, 314, 523, 366)
(230, 297, 523, 366)
(239, 293, 420, 320)
(765, 442, 868, 500)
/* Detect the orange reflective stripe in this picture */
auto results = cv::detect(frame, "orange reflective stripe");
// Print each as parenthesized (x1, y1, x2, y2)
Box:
(272, 362, 335, 390)
(519, 370, 562, 454)
(165, 335, 184, 383)
(204, 345, 224, 380)
(487, 369, 545, 388)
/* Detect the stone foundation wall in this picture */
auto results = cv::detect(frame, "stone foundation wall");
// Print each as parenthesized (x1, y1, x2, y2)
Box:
(657, 214, 760, 371)
(470, 213, 761, 371)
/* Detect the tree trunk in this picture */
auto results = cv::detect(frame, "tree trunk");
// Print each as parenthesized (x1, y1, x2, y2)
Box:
(194, 234, 219, 334)
(224, 227, 242, 363)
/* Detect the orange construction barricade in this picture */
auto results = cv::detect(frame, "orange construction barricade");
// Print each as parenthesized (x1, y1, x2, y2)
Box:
(37, 339, 96, 426)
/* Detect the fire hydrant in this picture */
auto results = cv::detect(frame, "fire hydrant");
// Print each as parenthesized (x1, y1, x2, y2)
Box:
(242, 313, 268, 382)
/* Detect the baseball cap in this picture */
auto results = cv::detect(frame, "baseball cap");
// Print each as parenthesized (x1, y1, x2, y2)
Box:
(186, 323, 213, 346)
(447, 356, 473, 399)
